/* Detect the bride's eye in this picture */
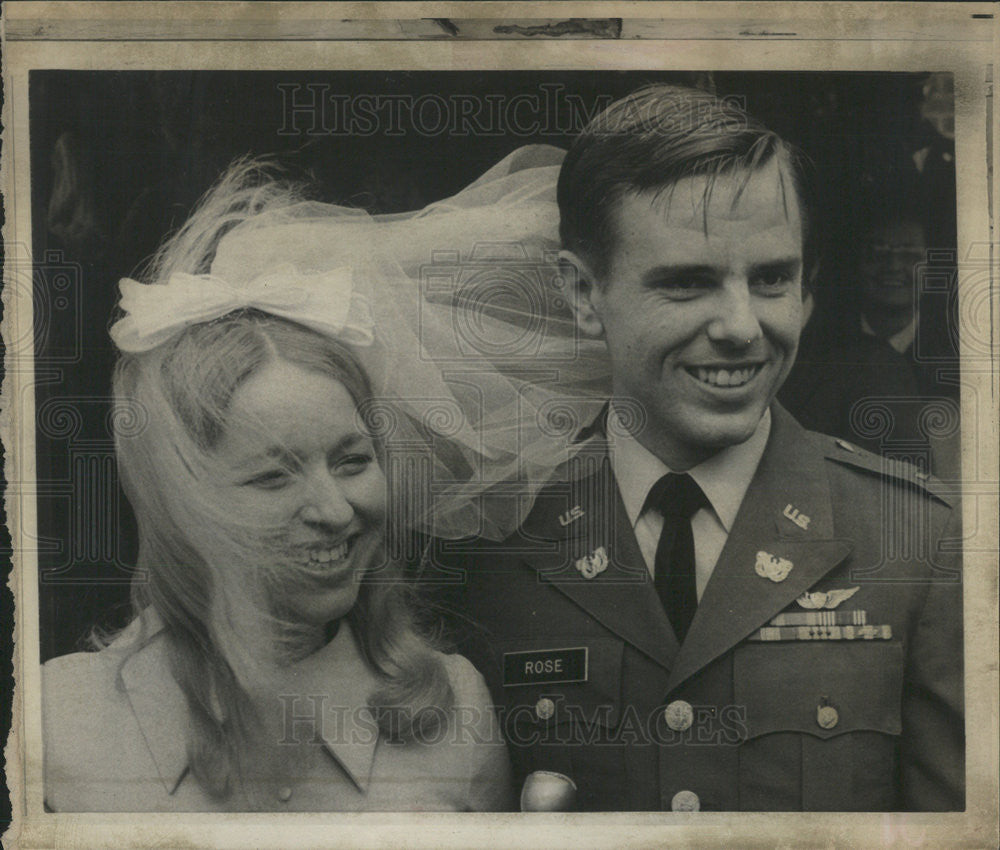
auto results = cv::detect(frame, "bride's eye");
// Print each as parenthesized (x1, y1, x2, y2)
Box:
(242, 469, 292, 490)
(333, 453, 374, 475)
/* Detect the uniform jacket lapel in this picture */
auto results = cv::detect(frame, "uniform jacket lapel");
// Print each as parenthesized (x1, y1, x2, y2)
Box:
(518, 445, 680, 673)
(515, 405, 852, 688)
(664, 405, 853, 693)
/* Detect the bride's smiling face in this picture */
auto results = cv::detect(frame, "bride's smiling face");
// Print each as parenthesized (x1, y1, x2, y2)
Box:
(212, 358, 386, 626)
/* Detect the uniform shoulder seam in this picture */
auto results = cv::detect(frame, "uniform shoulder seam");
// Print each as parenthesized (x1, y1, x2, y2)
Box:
(822, 435, 953, 507)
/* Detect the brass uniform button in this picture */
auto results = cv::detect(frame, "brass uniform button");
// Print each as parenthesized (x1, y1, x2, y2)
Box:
(535, 697, 556, 720)
(663, 699, 694, 732)
(817, 704, 840, 729)
(671, 789, 700, 811)
(277, 786, 293, 803)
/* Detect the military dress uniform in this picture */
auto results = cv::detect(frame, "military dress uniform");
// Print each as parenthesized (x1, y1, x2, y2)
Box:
(431, 404, 963, 812)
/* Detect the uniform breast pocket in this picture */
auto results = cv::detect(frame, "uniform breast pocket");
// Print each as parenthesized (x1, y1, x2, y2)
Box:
(495, 637, 626, 810)
(734, 641, 904, 811)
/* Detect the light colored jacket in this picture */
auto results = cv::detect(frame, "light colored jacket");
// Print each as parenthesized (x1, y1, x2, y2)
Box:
(43, 611, 512, 811)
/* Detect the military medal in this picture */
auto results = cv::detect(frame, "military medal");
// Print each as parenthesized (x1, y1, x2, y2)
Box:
(747, 623, 892, 642)
(769, 609, 867, 627)
(574, 546, 608, 579)
(754, 550, 793, 582)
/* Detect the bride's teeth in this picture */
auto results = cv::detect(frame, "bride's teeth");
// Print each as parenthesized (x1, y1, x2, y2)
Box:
(303, 542, 350, 565)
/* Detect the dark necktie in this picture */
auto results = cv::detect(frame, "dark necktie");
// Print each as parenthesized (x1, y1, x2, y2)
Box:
(646, 473, 708, 643)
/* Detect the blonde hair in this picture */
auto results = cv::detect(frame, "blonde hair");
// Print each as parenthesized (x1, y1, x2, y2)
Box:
(111, 160, 453, 804)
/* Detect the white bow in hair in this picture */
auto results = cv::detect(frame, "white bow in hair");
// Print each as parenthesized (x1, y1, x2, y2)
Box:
(109, 264, 375, 352)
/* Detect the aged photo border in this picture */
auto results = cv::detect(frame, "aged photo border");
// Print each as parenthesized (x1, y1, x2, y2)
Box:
(3, 2, 998, 847)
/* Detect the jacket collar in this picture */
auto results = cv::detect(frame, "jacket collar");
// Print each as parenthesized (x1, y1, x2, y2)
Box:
(519, 403, 852, 687)
(119, 610, 380, 796)
(664, 403, 853, 693)
(518, 446, 681, 672)
(607, 403, 771, 533)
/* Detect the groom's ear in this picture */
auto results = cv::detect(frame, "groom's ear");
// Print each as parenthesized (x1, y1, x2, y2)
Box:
(559, 250, 605, 338)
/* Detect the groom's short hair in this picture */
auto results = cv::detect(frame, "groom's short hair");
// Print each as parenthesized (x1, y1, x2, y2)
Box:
(557, 83, 812, 281)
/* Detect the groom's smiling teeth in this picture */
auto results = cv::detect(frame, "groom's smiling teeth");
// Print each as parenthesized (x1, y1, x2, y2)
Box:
(689, 364, 763, 388)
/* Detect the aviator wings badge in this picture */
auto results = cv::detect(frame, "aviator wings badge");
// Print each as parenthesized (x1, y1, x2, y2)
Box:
(796, 586, 861, 610)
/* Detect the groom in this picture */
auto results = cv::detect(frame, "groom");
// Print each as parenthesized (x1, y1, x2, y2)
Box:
(433, 84, 963, 812)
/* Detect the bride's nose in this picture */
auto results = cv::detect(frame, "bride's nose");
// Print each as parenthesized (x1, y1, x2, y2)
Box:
(298, 473, 355, 529)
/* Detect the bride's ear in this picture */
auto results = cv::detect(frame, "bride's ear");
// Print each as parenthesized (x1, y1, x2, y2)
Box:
(559, 250, 605, 338)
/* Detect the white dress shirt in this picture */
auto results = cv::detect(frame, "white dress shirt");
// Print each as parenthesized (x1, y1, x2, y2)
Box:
(607, 405, 771, 601)
(861, 312, 917, 355)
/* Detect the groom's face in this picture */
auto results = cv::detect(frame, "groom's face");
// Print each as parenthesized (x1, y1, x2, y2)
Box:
(566, 160, 805, 469)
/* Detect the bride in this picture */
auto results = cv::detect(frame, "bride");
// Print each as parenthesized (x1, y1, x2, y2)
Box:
(40, 153, 593, 812)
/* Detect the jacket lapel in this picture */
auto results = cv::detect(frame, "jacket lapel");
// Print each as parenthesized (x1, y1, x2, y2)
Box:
(121, 611, 380, 796)
(518, 447, 680, 673)
(119, 613, 191, 795)
(277, 621, 380, 794)
(664, 405, 853, 694)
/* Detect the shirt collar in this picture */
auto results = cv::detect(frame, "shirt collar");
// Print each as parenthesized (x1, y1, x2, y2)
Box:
(860, 312, 917, 354)
(607, 404, 771, 533)
(121, 610, 380, 796)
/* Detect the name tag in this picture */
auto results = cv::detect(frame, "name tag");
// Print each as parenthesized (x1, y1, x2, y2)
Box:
(503, 647, 588, 687)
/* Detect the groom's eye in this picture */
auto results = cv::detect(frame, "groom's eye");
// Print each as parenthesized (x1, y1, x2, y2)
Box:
(643, 266, 717, 299)
(656, 278, 714, 301)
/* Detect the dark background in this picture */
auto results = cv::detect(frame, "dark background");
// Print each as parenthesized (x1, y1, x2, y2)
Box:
(28, 70, 958, 662)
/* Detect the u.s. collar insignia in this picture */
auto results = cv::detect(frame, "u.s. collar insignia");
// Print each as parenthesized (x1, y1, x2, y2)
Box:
(575, 546, 608, 579)
(782, 503, 811, 530)
(797, 586, 860, 609)
(755, 550, 793, 583)
(559, 505, 585, 527)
